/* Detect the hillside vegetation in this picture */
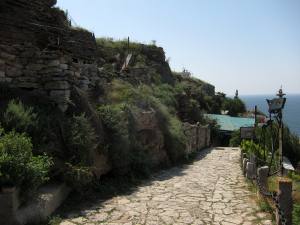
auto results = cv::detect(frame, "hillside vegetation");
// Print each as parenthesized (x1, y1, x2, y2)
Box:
(0, 38, 246, 198)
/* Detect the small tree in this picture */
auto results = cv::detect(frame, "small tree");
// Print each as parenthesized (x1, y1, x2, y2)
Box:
(223, 98, 246, 116)
(0, 131, 52, 198)
(2, 99, 37, 133)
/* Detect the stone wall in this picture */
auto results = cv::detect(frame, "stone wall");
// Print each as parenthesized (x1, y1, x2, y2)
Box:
(0, 0, 97, 59)
(0, 42, 106, 111)
(0, 0, 101, 111)
(0, 1, 213, 223)
(132, 108, 169, 166)
(183, 122, 211, 155)
(0, 184, 70, 225)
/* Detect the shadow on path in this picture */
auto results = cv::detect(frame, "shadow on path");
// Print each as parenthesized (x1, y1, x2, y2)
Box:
(55, 147, 214, 219)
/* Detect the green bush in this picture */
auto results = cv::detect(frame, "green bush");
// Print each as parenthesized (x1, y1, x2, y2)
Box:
(151, 97, 187, 162)
(162, 115, 187, 162)
(293, 203, 300, 225)
(101, 79, 190, 166)
(222, 97, 246, 116)
(98, 104, 131, 171)
(64, 163, 94, 191)
(287, 171, 300, 182)
(152, 84, 177, 110)
(64, 113, 97, 165)
(0, 131, 52, 198)
(240, 140, 265, 160)
(62, 114, 97, 189)
(282, 126, 300, 166)
(48, 216, 62, 225)
(229, 130, 241, 147)
(98, 104, 151, 176)
(2, 99, 37, 133)
(255, 124, 300, 167)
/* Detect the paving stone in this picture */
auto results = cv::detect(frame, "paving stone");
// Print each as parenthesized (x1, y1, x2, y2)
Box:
(59, 147, 273, 225)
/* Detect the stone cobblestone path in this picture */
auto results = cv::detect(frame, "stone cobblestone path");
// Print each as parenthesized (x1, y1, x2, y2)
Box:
(59, 147, 273, 225)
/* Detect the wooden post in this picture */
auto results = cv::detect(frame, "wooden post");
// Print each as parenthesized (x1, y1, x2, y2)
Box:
(246, 162, 255, 179)
(276, 178, 293, 225)
(243, 158, 248, 176)
(250, 154, 257, 177)
(254, 105, 257, 127)
(241, 153, 247, 166)
(278, 115, 283, 176)
(257, 166, 269, 197)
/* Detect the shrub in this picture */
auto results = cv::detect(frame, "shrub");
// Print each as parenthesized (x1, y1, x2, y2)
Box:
(63, 163, 94, 191)
(162, 115, 187, 162)
(2, 99, 37, 133)
(62, 114, 97, 189)
(98, 104, 151, 176)
(152, 84, 177, 110)
(102, 79, 188, 166)
(64, 113, 97, 165)
(293, 204, 300, 225)
(287, 171, 300, 182)
(222, 97, 246, 116)
(98, 104, 131, 172)
(240, 140, 265, 160)
(152, 98, 187, 162)
(185, 99, 204, 123)
(0, 131, 52, 198)
(107, 80, 158, 110)
(282, 126, 300, 166)
(229, 130, 241, 147)
(255, 124, 300, 167)
(48, 216, 62, 225)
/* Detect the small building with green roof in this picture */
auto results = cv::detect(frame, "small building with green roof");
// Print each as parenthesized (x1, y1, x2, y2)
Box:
(205, 114, 255, 133)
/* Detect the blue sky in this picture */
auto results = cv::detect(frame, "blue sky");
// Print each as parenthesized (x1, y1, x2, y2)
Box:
(56, 0, 300, 95)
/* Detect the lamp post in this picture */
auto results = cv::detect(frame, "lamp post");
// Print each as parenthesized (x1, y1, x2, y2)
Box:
(277, 88, 285, 176)
(266, 88, 286, 176)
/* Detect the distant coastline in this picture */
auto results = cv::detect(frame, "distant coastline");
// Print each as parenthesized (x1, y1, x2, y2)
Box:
(240, 94, 300, 137)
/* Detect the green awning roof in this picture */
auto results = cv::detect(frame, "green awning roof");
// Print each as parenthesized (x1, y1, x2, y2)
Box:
(205, 114, 255, 131)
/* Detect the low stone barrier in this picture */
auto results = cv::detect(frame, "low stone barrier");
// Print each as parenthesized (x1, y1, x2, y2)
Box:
(276, 179, 293, 225)
(0, 187, 19, 225)
(183, 122, 211, 155)
(0, 183, 70, 225)
(241, 153, 293, 225)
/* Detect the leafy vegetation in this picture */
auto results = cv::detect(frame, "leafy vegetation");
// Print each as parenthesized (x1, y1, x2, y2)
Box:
(282, 126, 300, 166)
(62, 113, 98, 190)
(293, 203, 300, 225)
(98, 79, 189, 171)
(0, 38, 253, 204)
(229, 130, 241, 147)
(98, 103, 152, 176)
(240, 140, 265, 161)
(254, 123, 300, 166)
(2, 99, 37, 134)
(63, 113, 97, 165)
(0, 131, 52, 199)
(222, 97, 246, 116)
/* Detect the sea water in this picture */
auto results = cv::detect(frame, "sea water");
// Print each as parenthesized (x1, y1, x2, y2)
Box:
(240, 94, 300, 137)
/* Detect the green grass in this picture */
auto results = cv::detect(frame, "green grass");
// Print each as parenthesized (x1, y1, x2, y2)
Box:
(246, 179, 276, 224)
(47, 216, 63, 225)
(293, 203, 300, 225)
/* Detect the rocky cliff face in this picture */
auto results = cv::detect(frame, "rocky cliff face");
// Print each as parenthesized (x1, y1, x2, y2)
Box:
(0, 0, 101, 111)
(0, 0, 179, 113)
(0, 0, 213, 179)
(0, 0, 97, 59)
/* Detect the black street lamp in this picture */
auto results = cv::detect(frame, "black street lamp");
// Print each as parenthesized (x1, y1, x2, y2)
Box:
(266, 87, 286, 175)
